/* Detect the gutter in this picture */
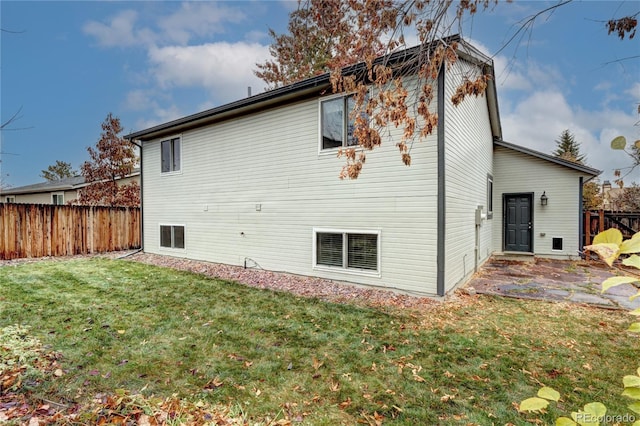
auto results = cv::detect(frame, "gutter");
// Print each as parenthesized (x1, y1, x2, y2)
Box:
(127, 139, 144, 252)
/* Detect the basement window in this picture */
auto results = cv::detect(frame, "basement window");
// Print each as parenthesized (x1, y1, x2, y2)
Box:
(552, 237, 563, 251)
(160, 225, 185, 249)
(314, 229, 379, 274)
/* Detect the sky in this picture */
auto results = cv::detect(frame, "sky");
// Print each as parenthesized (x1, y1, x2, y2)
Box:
(1, 0, 639, 188)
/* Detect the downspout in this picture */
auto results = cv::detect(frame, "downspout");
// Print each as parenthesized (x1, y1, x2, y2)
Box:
(578, 176, 584, 257)
(128, 139, 143, 252)
(436, 62, 446, 297)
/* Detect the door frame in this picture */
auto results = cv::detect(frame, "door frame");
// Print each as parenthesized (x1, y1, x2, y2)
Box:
(502, 192, 534, 253)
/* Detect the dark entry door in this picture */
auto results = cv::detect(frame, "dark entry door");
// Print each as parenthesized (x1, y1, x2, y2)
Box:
(504, 194, 532, 252)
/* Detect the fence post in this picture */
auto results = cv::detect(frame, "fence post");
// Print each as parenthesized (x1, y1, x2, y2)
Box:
(599, 209, 605, 233)
(585, 211, 591, 246)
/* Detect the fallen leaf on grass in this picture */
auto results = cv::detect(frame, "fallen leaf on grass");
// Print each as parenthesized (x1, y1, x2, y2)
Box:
(339, 398, 352, 409)
(228, 353, 245, 362)
(204, 377, 223, 389)
(312, 358, 324, 371)
(53, 369, 64, 377)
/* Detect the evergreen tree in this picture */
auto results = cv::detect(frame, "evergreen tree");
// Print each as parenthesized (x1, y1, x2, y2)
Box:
(553, 129, 586, 164)
(40, 160, 77, 181)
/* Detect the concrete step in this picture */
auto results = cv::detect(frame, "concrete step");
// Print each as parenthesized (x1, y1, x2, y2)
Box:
(492, 252, 536, 262)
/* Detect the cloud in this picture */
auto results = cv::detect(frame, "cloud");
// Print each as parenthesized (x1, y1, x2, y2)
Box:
(124, 89, 155, 111)
(500, 88, 638, 182)
(83, 10, 155, 47)
(147, 42, 270, 103)
(626, 82, 640, 103)
(135, 104, 183, 131)
(157, 3, 246, 45)
(84, 3, 246, 48)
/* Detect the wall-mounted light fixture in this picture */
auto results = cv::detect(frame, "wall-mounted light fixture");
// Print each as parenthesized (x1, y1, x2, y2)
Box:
(540, 191, 548, 206)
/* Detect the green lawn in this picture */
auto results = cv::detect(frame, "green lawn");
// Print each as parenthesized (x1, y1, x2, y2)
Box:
(0, 258, 637, 424)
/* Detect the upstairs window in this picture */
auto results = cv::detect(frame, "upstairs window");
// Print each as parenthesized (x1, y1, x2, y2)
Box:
(320, 95, 362, 150)
(161, 137, 181, 173)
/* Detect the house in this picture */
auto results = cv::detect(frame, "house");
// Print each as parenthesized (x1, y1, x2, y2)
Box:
(0, 169, 140, 205)
(600, 180, 640, 211)
(125, 38, 600, 297)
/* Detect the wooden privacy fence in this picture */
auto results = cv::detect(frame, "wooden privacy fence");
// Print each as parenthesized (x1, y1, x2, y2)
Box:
(0, 203, 141, 260)
(584, 210, 640, 246)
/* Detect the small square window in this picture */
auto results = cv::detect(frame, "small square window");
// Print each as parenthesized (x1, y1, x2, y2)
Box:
(5, 196, 15, 203)
(160, 225, 185, 249)
(552, 237, 563, 251)
(52, 193, 64, 205)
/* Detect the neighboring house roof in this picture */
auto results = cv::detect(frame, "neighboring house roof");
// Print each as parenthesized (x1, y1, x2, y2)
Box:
(126, 36, 502, 142)
(494, 139, 601, 177)
(1, 169, 140, 196)
(1, 175, 85, 195)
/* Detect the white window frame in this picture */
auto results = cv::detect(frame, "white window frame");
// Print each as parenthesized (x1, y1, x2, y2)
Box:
(160, 135, 182, 175)
(312, 228, 381, 277)
(52, 192, 64, 205)
(159, 223, 186, 251)
(318, 93, 368, 155)
(5, 196, 15, 203)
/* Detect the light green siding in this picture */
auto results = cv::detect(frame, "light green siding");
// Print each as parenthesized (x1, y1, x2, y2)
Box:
(142, 96, 440, 295)
(442, 59, 495, 292)
(493, 146, 583, 259)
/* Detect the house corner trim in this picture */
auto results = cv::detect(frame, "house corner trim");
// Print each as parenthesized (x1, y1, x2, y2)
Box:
(437, 63, 446, 297)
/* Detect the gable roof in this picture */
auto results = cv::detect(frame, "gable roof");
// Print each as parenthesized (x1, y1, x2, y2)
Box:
(1, 169, 140, 196)
(126, 36, 502, 142)
(494, 139, 601, 176)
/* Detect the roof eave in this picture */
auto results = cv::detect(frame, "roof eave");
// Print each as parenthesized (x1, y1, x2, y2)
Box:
(494, 139, 601, 176)
(1, 185, 76, 195)
(126, 77, 332, 142)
